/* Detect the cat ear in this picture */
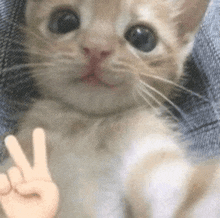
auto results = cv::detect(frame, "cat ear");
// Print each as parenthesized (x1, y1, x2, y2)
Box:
(174, 0, 209, 42)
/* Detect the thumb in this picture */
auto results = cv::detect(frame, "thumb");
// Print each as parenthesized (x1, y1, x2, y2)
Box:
(16, 180, 59, 202)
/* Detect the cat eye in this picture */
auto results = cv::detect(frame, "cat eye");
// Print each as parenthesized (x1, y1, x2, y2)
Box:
(48, 9, 80, 34)
(125, 25, 157, 52)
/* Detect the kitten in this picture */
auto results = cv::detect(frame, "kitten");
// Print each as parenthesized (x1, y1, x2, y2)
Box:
(2, 0, 220, 217)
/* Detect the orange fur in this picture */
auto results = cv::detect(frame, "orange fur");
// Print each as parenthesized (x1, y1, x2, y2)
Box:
(0, 0, 215, 217)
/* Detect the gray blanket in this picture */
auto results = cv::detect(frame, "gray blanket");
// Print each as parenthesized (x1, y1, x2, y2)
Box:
(0, 0, 219, 162)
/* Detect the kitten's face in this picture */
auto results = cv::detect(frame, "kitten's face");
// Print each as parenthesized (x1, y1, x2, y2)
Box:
(25, 0, 208, 116)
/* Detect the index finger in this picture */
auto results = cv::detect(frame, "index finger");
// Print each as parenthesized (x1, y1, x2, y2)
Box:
(4, 135, 32, 178)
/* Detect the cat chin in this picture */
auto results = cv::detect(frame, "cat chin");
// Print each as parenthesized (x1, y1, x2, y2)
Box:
(40, 79, 137, 116)
(47, 87, 137, 117)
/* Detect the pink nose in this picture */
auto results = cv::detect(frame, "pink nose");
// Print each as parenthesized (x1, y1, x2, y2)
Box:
(83, 47, 112, 60)
(81, 30, 116, 61)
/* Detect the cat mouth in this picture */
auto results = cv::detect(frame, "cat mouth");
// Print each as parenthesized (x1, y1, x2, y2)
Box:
(72, 56, 126, 88)
(71, 61, 126, 88)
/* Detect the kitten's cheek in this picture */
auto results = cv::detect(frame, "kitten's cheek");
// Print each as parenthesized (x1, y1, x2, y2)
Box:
(101, 72, 128, 86)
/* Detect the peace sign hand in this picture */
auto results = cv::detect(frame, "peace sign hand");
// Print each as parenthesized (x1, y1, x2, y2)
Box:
(0, 128, 59, 218)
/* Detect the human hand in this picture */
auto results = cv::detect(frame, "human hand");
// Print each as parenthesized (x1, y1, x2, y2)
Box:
(0, 128, 59, 218)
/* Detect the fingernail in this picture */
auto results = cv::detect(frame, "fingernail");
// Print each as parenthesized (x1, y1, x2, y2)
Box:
(4, 135, 14, 145)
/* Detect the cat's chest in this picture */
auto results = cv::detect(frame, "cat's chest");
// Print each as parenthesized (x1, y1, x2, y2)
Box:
(47, 116, 132, 182)
(45, 107, 173, 186)
(45, 112, 179, 217)
(48, 126, 128, 217)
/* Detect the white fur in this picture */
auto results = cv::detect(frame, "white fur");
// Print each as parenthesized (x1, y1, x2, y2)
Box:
(80, 0, 94, 29)
(147, 161, 191, 218)
(122, 134, 180, 177)
(136, 4, 156, 21)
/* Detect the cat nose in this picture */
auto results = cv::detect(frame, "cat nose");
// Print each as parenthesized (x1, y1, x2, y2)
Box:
(81, 31, 116, 60)
(83, 47, 113, 60)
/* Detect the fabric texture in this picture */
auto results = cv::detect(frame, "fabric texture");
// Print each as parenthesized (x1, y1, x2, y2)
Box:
(0, 0, 219, 162)
(176, 0, 220, 160)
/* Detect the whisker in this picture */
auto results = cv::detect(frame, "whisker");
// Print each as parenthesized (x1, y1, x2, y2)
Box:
(135, 86, 158, 111)
(0, 42, 78, 62)
(139, 73, 209, 102)
(139, 80, 195, 129)
(0, 16, 53, 50)
(138, 83, 180, 122)
(2, 49, 54, 59)
(131, 88, 140, 105)
(128, 48, 208, 102)
(56, 53, 77, 64)
(1, 63, 53, 74)
(28, 65, 77, 78)
(25, 29, 53, 50)
(138, 83, 161, 106)
(140, 80, 182, 113)
(111, 60, 134, 70)
(0, 37, 54, 57)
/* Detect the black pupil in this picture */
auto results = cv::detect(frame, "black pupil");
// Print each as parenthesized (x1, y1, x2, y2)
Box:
(125, 26, 156, 52)
(131, 28, 149, 46)
(49, 10, 80, 34)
